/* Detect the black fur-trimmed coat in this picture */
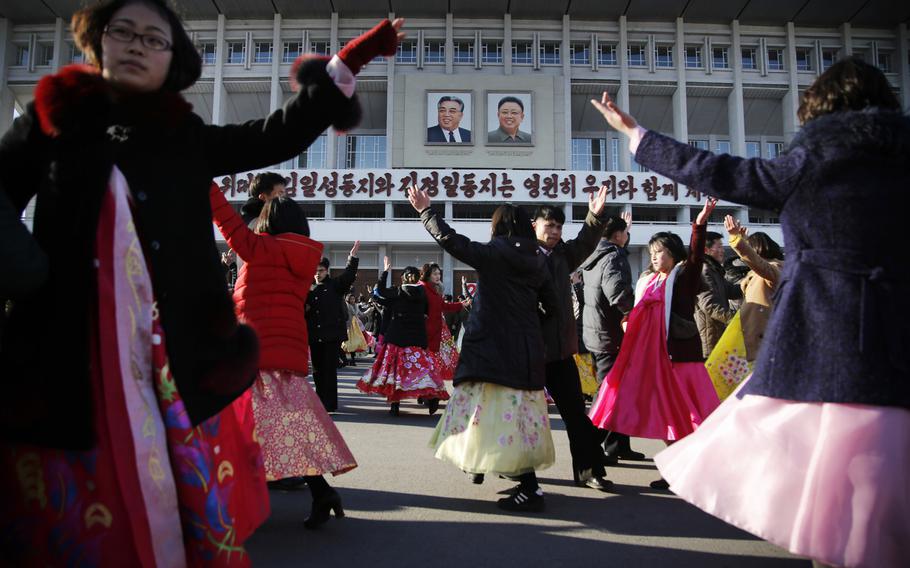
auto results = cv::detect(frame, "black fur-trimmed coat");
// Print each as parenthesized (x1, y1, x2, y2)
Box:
(0, 56, 361, 449)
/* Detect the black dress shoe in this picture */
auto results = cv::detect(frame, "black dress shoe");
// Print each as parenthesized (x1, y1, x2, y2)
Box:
(584, 476, 614, 492)
(427, 398, 440, 415)
(303, 490, 345, 529)
(606, 448, 647, 461)
(649, 478, 670, 490)
(471, 473, 485, 484)
(389, 402, 400, 416)
(497, 490, 545, 513)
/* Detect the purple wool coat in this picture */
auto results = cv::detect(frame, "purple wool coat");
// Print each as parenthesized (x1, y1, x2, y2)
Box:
(634, 108, 910, 409)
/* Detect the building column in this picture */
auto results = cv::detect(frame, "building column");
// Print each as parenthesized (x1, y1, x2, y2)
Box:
(445, 13, 454, 74)
(444, 200, 454, 219)
(840, 23, 853, 56)
(898, 24, 910, 112)
(325, 13, 340, 167)
(386, 10, 396, 168)
(676, 206, 690, 224)
(212, 14, 227, 125)
(618, 15, 632, 171)
(0, 19, 15, 136)
(269, 14, 282, 113)
(672, 18, 688, 144)
(441, 250, 454, 295)
(504, 14, 512, 75)
(782, 22, 800, 143)
(384, 201, 393, 220)
(52, 18, 65, 72)
(562, 14, 572, 171)
(728, 20, 747, 156)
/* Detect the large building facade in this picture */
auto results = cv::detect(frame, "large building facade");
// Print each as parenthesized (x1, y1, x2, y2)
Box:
(2, 1, 908, 292)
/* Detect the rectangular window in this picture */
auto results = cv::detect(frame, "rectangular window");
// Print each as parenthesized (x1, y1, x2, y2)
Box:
(334, 202, 385, 219)
(309, 40, 330, 57)
(453, 40, 474, 64)
(424, 40, 445, 64)
(767, 141, 783, 158)
(821, 48, 838, 70)
(610, 138, 620, 170)
(712, 47, 729, 69)
(746, 141, 761, 158)
(396, 40, 417, 63)
(512, 40, 533, 65)
(13, 44, 29, 67)
(539, 41, 561, 65)
(877, 51, 892, 73)
(767, 48, 785, 71)
(741, 47, 757, 70)
(627, 44, 646, 67)
(688, 139, 709, 150)
(36, 43, 54, 67)
(299, 202, 325, 220)
(199, 42, 216, 64)
(297, 135, 327, 169)
(571, 138, 606, 171)
(685, 46, 702, 68)
(226, 41, 246, 64)
(254, 41, 272, 64)
(598, 43, 617, 66)
(716, 140, 731, 154)
(632, 157, 649, 172)
(654, 45, 673, 68)
(795, 47, 812, 71)
(282, 41, 302, 63)
(345, 135, 387, 168)
(481, 40, 503, 64)
(569, 42, 590, 65)
(70, 43, 85, 64)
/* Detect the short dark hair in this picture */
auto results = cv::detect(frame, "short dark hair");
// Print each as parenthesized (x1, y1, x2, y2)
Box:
(256, 196, 310, 237)
(532, 205, 565, 225)
(402, 266, 420, 284)
(250, 172, 287, 198)
(437, 96, 465, 112)
(648, 231, 687, 264)
(71, 0, 201, 92)
(490, 204, 535, 241)
(497, 96, 524, 112)
(319, 257, 330, 269)
(420, 263, 442, 283)
(797, 58, 900, 125)
(603, 216, 627, 240)
(746, 232, 784, 261)
(705, 231, 724, 248)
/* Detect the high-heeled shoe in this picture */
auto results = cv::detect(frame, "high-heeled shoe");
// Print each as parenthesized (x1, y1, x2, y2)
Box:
(303, 490, 345, 529)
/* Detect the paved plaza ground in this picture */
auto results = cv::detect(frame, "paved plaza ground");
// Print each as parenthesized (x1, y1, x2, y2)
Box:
(247, 358, 808, 567)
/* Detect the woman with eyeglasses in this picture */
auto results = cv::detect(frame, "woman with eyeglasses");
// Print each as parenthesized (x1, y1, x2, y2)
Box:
(0, 0, 403, 564)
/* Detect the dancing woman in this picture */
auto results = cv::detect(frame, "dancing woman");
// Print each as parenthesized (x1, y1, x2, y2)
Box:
(592, 58, 909, 568)
(210, 184, 357, 529)
(357, 259, 450, 415)
(0, 0, 402, 562)
(410, 187, 559, 513)
(419, 263, 464, 383)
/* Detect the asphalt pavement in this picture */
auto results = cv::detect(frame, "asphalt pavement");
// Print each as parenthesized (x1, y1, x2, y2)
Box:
(245, 355, 809, 568)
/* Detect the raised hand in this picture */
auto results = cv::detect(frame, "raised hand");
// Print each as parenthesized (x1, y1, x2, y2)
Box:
(407, 184, 431, 212)
(695, 197, 718, 226)
(590, 91, 638, 137)
(383, 255, 391, 272)
(621, 210, 633, 231)
(723, 214, 747, 237)
(338, 18, 405, 75)
(350, 240, 361, 257)
(588, 185, 610, 216)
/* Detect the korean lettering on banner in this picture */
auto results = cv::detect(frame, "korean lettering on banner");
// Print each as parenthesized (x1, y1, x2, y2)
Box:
(478, 172, 515, 198)
(218, 172, 255, 198)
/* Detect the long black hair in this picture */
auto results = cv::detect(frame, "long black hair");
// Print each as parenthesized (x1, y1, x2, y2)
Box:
(490, 204, 535, 240)
(256, 196, 310, 236)
(648, 231, 686, 264)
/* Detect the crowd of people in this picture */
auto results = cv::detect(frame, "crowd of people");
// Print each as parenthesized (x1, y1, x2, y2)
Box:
(0, 1, 906, 566)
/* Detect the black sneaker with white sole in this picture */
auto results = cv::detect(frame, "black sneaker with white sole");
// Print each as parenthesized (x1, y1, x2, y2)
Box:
(497, 489, 545, 512)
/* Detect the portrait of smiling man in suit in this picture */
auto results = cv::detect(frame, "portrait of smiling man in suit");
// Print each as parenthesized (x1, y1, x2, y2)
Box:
(426, 93, 473, 144)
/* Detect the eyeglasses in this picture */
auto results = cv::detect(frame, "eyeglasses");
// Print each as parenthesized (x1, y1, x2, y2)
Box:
(104, 25, 172, 52)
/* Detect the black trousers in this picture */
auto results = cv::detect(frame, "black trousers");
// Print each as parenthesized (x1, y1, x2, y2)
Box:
(310, 339, 341, 411)
(545, 357, 606, 478)
(590, 350, 633, 453)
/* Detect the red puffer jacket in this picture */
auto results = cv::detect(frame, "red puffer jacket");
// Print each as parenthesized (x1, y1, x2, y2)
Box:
(419, 280, 464, 352)
(210, 185, 323, 374)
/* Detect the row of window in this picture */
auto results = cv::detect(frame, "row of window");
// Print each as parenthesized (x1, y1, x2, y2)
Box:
(570, 137, 784, 171)
(9, 37, 899, 74)
(296, 135, 387, 169)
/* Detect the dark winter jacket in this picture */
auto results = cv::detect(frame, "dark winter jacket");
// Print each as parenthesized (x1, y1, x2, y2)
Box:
(539, 211, 604, 363)
(634, 108, 910, 408)
(695, 255, 741, 357)
(420, 207, 558, 390)
(0, 57, 361, 449)
(581, 239, 634, 355)
(306, 256, 359, 343)
(0, 189, 47, 300)
(375, 272, 428, 348)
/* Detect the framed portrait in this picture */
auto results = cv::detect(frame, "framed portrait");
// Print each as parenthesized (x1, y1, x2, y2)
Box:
(425, 91, 474, 145)
(486, 91, 533, 146)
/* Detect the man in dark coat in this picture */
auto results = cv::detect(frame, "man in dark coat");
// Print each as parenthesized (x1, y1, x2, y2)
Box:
(695, 231, 742, 357)
(580, 213, 646, 461)
(306, 241, 360, 411)
(532, 190, 615, 491)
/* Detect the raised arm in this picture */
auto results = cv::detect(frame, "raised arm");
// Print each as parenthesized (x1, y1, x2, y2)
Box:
(375, 257, 400, 300)
(724, 215, 781, 286)
(209, 183, 265, 263)
(562, 185, 610, 270)
(334, 241, 360, 295)
(590, 91, 809, 211)
(410, 186, 495, 270)
(678, 198, 714, 294)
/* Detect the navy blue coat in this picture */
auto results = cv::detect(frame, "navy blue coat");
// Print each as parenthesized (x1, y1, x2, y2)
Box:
(634, 108, 910, 409)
